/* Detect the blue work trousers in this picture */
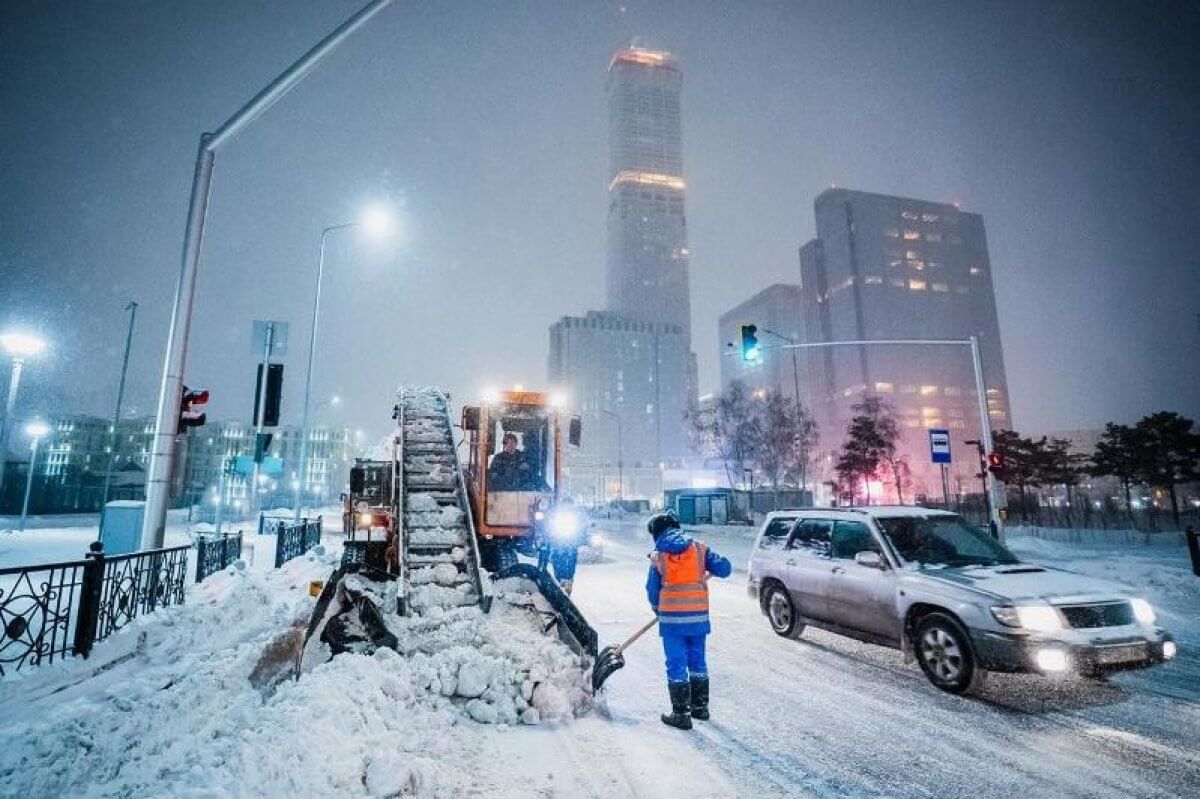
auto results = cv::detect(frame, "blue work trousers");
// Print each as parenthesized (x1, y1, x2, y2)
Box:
(662, 634, 707, 683)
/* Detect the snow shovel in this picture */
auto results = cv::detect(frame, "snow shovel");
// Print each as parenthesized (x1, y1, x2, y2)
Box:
(592, 617, 658, 691)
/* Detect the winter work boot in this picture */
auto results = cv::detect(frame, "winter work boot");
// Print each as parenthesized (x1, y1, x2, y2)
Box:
(661, 681, 693, 730)
(689, 674, 710, 720)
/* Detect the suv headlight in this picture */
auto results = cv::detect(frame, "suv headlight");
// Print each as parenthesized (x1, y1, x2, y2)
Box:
(1130, 598, 1156, 625)
(991, 605, 1063, 632)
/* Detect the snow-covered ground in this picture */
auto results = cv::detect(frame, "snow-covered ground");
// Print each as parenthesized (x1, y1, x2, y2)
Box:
(0, 517, 1197, 797)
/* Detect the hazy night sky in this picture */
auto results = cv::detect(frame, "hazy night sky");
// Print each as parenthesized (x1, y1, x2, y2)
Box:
(2, 0, 1198, 442)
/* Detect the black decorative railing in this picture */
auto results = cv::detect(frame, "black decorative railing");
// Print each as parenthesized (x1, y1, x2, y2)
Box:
(0, 558, 87, 675)
(275, 517, 323, 568)
(0, 541, 190, 675)
(93, 545, 189, 645)
(195, 532, 243, 583)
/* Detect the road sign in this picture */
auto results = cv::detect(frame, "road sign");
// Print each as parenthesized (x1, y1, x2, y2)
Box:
(929, 429, 952, 464)
(251, 320, 289, 358)
(232, 455, 283, 477)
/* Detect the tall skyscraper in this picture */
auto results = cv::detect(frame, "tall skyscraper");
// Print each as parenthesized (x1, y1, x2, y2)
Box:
(799, 188, 1011, 498)
(606, 47, 691, 336)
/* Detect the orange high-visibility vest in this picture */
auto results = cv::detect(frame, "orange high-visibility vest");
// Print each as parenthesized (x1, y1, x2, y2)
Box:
(651, 541, 709, 619)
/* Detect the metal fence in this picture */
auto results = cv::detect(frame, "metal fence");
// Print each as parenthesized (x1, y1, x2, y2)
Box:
(195, 532, 243, 583)
(0, 541, 190, 676)
(919, 497, 1199, 533)
(275, 517, 323, 568)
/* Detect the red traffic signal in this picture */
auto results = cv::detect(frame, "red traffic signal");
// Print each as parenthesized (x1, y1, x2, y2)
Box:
(180, 386, 209, 429)
(987, 451, 1004, 473)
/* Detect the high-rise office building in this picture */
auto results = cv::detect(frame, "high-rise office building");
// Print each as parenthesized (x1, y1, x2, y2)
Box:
(799, 188, 1011, 498)
(548, 46, 696, 496)
(606, 48, 691, 335)
(548, 311, 691, 500)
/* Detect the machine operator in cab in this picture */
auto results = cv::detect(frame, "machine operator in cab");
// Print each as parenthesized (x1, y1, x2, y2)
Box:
(487, 432, 532, 490)
(645, 513, 732, 730)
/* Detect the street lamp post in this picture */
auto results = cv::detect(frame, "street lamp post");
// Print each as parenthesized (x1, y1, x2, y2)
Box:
(102, 302, 138, 507)
(0, 332, 47, 501)
(141, 0, 395, 550)
(597, 409, 623, 501)
(19, 420, 50, 532)
(294, 211, 391, 522)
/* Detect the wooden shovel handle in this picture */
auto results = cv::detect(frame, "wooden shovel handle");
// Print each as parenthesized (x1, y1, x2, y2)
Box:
(616, 617, 659, 654)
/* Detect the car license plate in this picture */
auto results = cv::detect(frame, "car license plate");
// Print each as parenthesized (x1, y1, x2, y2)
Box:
(1097, 644, 1146, 664)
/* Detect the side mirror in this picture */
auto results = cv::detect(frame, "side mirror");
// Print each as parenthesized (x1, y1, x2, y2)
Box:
(462, 406, 481, 432)
(854, 551, 885, 570)
(568, 415, 582, 447)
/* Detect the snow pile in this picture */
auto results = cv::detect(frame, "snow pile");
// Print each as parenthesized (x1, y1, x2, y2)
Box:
(0, 543, 588, 797)
(386, 579, 589, 726)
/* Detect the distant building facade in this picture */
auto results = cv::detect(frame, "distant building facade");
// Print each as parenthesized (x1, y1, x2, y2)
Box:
(548, 46, 697, 496)
(548, 312, 691, 501)
(799, 188, 1012, 499)
(718, 283, 806, 404)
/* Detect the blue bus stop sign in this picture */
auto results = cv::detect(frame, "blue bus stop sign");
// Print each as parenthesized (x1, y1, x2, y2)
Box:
(929, 429, 952, 464)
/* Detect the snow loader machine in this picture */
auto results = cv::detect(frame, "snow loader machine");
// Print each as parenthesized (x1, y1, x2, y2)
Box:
(298, 387, 598, 675)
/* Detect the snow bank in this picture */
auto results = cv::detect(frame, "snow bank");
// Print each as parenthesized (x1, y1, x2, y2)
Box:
(0, 545, 589, 797)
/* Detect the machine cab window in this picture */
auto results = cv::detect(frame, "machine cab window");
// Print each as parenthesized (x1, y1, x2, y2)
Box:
(485, 408, 554, 525)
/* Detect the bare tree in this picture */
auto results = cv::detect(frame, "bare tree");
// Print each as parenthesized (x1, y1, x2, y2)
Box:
(686, 380, 760, 490)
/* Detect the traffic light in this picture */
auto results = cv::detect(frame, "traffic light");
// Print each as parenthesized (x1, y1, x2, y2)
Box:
(179, 387, 209, 429)
(740, 324, 760, 362)
(987, 451, 1004, 474)
(254, 432, 274, 463)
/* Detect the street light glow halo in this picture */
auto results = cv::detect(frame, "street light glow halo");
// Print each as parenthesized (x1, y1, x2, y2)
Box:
(360, 204, 394, 239)
(25, 420, 50, 438)
(1, 331, 48, 358)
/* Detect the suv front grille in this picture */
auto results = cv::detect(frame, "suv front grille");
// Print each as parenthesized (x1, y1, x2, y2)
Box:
(1058, 602, 1135, 629)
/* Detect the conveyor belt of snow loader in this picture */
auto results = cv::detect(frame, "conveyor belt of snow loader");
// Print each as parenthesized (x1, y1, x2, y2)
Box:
(397, 387, 492, 615)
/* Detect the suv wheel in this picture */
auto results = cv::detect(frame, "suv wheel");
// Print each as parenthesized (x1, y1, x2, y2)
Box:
(914, 612, 986, 695)
(764, 584, 804, 638)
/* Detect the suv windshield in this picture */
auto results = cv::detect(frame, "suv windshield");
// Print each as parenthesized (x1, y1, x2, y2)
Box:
(875, 515, 1018, 567)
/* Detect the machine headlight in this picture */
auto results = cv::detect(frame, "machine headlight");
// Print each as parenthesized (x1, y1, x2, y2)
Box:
(991, 605, 1063, 632)
(1130, 598, 1156, 625)
(588, 533, 604, 548)
(550, 509, 582, 541)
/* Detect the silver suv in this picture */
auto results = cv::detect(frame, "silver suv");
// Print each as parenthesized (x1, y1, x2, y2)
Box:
(747, 506, 1177, 695)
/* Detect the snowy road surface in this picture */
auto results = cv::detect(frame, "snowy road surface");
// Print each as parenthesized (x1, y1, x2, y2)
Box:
(0, 516, 1196, 797)
(556, 521, 1200, 798)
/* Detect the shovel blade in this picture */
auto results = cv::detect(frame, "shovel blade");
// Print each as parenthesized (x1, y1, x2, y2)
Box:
(591, 644, 626, 692)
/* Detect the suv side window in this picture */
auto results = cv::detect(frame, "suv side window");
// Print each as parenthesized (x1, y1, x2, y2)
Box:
(831, 521, 881, 560)
(788, 519, 832, 557)
(757, 517, 796, 550)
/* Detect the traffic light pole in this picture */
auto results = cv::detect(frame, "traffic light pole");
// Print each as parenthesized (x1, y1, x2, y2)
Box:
(738, 336, 1000, 533)
(140, 0, 394, 550)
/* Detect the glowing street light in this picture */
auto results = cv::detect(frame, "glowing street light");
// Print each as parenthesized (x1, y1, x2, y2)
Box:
(1, 331, 48, 499)
(18, 419, 51, 532)
(295, 205, 395, 521)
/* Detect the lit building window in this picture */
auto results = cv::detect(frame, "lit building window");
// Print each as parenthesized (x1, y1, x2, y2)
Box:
(932, 282, 949, 292)
(908, 279, 926, 291)
(910, 260, 925, 270)
(901, 210, 919, 220)
(921, 406, 940, 417)
(950, 420, 967, 429)
(889, 278, 906, 288)
(874, 382, 894, 393)
(905, 250, 921, 260)
(921, 213, 939, 223)
(920, 385, 938, 396)
(923, 418, 944, 428)
(903, 230, 920, 241)
(903, 419, 920, 428)
(864, 275, 883, 285)
(969, 266, 984, 275)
